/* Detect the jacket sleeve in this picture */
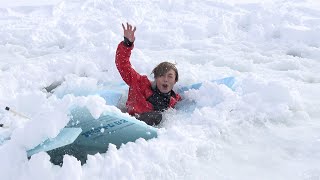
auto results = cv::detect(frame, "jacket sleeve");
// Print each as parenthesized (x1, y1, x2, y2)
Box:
(115, 41, 141, 87)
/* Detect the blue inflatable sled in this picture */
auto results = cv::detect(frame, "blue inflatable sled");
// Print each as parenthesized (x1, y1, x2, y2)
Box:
(26, 77, 235, 165)
(27, 107, 157, 165)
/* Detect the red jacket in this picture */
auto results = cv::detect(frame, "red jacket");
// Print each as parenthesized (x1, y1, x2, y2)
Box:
(115, 42, 181, 115)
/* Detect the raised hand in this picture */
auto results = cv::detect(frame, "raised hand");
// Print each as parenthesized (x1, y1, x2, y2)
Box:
(122, 23, 136, 43)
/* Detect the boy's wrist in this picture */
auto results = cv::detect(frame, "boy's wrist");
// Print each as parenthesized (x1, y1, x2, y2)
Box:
(123, 37, 133, 47)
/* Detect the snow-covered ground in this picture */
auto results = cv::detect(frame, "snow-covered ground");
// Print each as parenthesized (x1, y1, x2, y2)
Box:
(0, 0, 320, 179)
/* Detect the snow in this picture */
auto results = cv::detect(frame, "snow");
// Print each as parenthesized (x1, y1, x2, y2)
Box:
(0, 0, 320, 179)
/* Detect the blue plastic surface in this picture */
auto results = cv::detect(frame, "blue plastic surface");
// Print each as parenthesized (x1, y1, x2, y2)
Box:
(26, 128, 82, 157)
(177, 76, 236, 94)
(27, 107, 157, 164)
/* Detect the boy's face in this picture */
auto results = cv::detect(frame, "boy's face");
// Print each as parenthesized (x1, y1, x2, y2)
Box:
(155, 69, 177, 93)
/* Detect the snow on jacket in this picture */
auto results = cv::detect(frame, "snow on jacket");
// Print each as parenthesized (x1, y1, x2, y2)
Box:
(115, 41, 181, 115)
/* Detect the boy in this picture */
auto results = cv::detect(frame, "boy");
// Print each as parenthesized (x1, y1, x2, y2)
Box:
(115, 23, 181, 125)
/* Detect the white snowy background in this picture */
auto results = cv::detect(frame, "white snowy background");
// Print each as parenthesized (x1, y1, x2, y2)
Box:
(0, 0, 320, 179)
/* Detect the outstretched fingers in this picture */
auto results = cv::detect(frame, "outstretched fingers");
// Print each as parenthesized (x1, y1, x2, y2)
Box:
(121, 22, 136, 42)
(122, 22, 136, 32)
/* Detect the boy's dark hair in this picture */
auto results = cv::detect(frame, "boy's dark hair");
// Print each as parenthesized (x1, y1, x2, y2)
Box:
(152, 62, 178, 82)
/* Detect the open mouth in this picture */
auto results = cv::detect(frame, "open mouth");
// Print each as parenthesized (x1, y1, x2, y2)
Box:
(162, 84, 168, 88)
